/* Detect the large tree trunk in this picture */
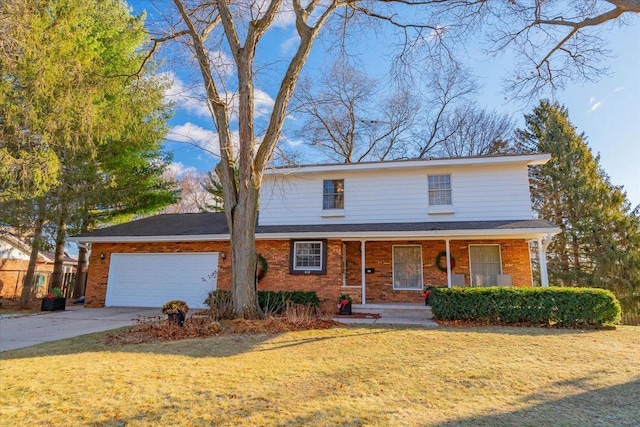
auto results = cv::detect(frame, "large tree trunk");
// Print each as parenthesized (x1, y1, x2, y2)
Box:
(20, 203, 46, 308)
(229, 184, 262, 319)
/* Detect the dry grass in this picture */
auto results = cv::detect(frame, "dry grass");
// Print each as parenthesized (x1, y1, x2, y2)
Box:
(1, 325, 639, 426)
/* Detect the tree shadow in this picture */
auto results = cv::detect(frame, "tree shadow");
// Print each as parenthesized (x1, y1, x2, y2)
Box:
(0, 325, 392, 360)
(435, 377, 640, 427)
(430, 324, 618, 337)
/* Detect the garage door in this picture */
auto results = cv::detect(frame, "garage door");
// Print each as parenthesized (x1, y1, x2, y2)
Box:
(105, 253, 218, 308)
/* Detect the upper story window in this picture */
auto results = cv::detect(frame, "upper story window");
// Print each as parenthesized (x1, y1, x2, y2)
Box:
(428, 175, 452, 205)
(323, 179, 344, 210)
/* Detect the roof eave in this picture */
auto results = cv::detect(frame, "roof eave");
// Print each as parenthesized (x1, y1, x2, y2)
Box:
(265, 154, 551, 175)
(69, 227, 560, 244)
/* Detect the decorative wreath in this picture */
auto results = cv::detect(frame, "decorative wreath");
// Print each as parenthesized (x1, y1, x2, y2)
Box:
(256, 254, 268, 282)
(435, 250, 455, 273)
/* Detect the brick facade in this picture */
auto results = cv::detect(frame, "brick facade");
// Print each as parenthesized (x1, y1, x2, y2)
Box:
(85, 238, 532, 308)
(0, 259, 54, 299)
(345, 239, 532, 304)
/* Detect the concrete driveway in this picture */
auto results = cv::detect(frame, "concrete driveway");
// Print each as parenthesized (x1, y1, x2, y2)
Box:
(0, 305, 161, 352)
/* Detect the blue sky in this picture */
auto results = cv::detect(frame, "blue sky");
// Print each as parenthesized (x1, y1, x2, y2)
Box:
(131, 1, 639, 209)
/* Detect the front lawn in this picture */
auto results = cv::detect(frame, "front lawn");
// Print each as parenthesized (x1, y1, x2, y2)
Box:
(1, 325, 638, 426)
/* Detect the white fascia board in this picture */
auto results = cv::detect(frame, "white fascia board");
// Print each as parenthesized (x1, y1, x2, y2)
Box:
(264, 154, 551, 176)
(67, 234, 230, 244)
(68, 226, 561, 244)
(256, 227, 561, 241)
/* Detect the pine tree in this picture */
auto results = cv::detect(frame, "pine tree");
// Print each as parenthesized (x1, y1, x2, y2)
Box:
(517, 100, 640, 317)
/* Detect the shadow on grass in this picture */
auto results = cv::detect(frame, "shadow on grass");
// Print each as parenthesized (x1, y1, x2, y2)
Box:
(430, 322, 620, 336)
(0, 326, 392, 360)
(436, 377, 640, 427)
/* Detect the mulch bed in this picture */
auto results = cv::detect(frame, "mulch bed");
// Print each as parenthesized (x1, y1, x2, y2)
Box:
(0, 297, 45, 314)
(103, 315, 342, 346)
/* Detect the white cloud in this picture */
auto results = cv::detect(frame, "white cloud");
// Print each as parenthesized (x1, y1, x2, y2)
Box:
(207, 49, 235, 79)
(167, 122, 243, 159)
(167, 122, 220, 156)
(280, 32, 299, 55)
(254, 88, 276, 116)
(167, 161, 197, 178)
(273, 0, 296, 28)
(161, 72, 211, 118)
(614, 87, 624, 93)
(588, 100, 603, 113)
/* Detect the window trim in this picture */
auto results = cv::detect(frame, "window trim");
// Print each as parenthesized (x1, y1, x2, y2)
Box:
(468, 244, 503, 287)
(289, 239, 328, 275)
(427, 174, 452, 206)
(322, 179, 345, 210)
(392, 244, 424, 290)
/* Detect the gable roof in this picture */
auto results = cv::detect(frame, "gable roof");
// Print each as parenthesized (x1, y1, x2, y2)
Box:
(71, 212, 559, 243)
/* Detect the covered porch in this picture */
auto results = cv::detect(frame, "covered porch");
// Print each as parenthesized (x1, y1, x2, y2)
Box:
(336, 221, 559, 305)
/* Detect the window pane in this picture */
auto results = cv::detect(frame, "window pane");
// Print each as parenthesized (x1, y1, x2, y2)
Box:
(469, 245, 501, 286)
(428, 175, 452, 205)
(393, 246, 423, 289)
(323, 179, 344, 209)
(295, 242, 322, 270)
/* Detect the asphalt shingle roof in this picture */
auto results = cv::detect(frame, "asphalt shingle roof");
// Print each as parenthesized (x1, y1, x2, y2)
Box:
(75, 212, 557, 239)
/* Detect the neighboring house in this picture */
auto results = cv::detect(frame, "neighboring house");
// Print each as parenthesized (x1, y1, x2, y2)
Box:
(0, 233, 77, 299)
(71, 154, 560, 310)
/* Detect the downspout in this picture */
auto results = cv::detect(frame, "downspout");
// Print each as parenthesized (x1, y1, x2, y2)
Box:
(361, 240, 366, 304)
(539, 233, 553, 287)
(446, 239, 452, 288)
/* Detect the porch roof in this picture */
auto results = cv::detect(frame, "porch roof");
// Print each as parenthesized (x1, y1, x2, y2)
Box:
(70, 212, 559, 243)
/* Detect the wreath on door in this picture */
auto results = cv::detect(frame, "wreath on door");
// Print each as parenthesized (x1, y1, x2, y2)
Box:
(435, 251, 455, 272)
(256, 254, 268, 282)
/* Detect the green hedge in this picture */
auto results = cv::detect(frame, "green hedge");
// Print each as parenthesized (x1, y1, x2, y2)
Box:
(258, 291, 320, 314)
(205, 290, 320, 315)
(431, 287, 621, 327)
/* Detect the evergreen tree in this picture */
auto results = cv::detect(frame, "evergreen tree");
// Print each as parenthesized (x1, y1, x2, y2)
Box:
(517, 100, 640, 316)
(0, 0, 176, 305)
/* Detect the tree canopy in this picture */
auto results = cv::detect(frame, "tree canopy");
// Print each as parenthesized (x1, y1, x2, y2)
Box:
(0, 0, 176, 305)
(517, 100, 640, 316)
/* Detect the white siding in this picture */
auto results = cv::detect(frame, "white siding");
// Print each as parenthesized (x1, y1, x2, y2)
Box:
(0, 240, 30, 260)
(259, 163, 533, 225)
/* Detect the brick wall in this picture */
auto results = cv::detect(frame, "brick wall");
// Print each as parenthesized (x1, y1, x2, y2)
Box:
(85, 239, 344, 309)
(85, 238, 532, 308)
(344, 239, 533, 304)
(85, 241, 231, 308)
(0, 259, 54, 299)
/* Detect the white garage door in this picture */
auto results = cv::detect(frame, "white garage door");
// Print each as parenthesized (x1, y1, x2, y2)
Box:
(105, 253, 218, 308)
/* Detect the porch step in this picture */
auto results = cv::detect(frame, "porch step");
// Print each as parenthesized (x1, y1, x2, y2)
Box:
(352, 303, 433, 320)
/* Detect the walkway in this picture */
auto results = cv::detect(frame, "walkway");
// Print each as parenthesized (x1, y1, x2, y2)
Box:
(0, 305, 159, 352)
(336, 303, 438, 327)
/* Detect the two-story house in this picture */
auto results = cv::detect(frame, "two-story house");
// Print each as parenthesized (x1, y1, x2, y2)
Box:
(72, 154, 560, 309)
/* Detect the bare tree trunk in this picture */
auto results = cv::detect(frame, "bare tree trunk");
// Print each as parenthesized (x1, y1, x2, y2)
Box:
(230, 184, 262, 319)
(73, 244, 88, 298)
(20, 202, 46, 308)
(50, 216, 66, 289)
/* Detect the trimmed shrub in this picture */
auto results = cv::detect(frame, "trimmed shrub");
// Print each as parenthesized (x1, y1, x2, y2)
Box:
(258, 291, 320, 315)
(431, 287, 621, 327)
(205, 290, 320, 317)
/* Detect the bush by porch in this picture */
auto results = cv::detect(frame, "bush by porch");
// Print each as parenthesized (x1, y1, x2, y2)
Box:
(431, 287, 621, 327)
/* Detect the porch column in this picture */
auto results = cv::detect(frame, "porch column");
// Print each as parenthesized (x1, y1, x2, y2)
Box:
(360, 240, 366, 304)
(538, 234, 553, 287)
(446, 239, 452, 288)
